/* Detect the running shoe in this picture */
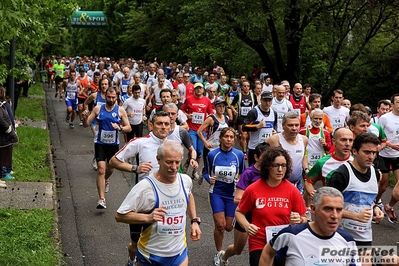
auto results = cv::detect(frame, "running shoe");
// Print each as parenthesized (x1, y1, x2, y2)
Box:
(0, 182, 6, 188)
(79, 120, 83, 126)
(105, 180, 110, 193)
(192, 169, 199, 181)
(197, 175, 204, 185)
(96, 198, 106, 209)
(376, 199, 384, 210)
(125, 257, 136, 266)
(214, 250, 224, 266)
(384, 204, 398, 224)
(219, 251, 228, 266)
(69, 123, 74, 129)
(92, 157, 98, 170)
(3, 173, 14, 180)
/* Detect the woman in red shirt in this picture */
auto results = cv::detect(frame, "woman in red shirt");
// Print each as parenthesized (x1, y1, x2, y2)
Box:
(235, 146, 307, 266)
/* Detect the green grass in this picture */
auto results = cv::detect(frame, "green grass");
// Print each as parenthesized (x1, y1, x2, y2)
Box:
(0, 209, 59, 266)
(1, 83, 60, 265)
(15, 98, 45, 120)
(13, 126, 51, 182)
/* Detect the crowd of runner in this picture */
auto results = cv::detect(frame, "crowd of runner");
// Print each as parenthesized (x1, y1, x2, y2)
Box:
(42, 55, 399, 266)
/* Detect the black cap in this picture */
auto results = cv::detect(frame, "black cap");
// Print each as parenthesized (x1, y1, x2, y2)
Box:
(213, 99, 227, 107)
(261, 91, 273, 99)
(365, 106, 372, 114)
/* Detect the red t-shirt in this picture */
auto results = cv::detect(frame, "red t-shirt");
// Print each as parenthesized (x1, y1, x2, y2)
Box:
(180, 95, 214, 131)
(238, 179, 306, 252)
(46, 63, 54, 75)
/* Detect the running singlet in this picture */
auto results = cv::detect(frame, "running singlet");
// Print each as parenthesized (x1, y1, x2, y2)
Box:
(248, 106, 275, 149)
(271, 98, 293, 133)
(289, 94, 307, 114)
(77, 75, 92, 99)
(206, 115, 229, 148)
(65, 79, 79, 102)
(137, 174, 189, 258)
(95, 104, 121, 145)
(226, 88, 239, 105)
(278, 133, 304, 184)
(120, 77, 131, 96)
(340, 162, 377, 242)
(94, 92, 106, 107)
(304, 126, 325, 168)
(237, 93, 255, 117)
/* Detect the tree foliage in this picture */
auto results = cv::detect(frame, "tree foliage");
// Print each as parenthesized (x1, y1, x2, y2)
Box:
(0, 0, 77, 83)
(11, 0, 399, 106)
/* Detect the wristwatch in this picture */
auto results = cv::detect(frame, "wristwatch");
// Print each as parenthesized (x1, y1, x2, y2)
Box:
(131, 165, 138, 173)
(191, 217, 201, 225)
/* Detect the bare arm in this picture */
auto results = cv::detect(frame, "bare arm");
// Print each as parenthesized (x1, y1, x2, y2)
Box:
(82, 105, 99, 127)
(83, 93, 96, 111)
(187, 193, 201, 241)
(197, 117, 214, 149)
(119, 107, 132, 133)
(234, 188, 245, 205)
(259, 243, 277, 266)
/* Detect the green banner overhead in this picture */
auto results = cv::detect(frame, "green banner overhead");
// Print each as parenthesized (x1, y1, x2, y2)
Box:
(71, 11, 107, 28)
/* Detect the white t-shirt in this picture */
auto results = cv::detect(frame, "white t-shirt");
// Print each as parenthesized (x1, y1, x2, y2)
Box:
(122, 97, 146, 125)
(262, 84, 273, 93)
(114, 132, 164, 183)
(379, 112, 399, 158)
(323, 105, 350, 130)
(117, 173, 192, 258)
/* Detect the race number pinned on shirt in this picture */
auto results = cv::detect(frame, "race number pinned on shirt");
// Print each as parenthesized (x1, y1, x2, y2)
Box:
(100, 130, 116, 144)
(332, 117, 342, 130)
(192, 112, 205, 124)
(259, 121, 274, 143)
(265, 225, 289, 241)
(67, 91, 76, 99)
(215, 165, 236, 183)
(240, 106, 251, 116)
(157, 209, 185, 235)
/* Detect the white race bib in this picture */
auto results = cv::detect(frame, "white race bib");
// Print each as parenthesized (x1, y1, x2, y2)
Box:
(157, 209, 185, 236)
(192, 112, 205, 124)
(240, 106, 251, 116)
(215, 165, 236, 183)
(67, 91, 76, 99)
(265, 224, 288, 241)
(100, 130, 116, 144)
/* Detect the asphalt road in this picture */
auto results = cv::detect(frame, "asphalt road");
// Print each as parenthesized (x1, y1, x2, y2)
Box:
(45, 84, 399, 266)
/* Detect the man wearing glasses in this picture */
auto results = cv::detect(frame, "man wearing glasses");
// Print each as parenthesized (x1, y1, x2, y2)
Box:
(177, 73, 194, 104)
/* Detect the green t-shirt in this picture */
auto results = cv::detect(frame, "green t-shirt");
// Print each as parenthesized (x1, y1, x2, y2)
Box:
(53, 64, 65, 78)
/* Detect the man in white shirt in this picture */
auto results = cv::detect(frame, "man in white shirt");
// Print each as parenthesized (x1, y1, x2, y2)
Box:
(271, 85, 293, 133)
(323, 89, 350, 131)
